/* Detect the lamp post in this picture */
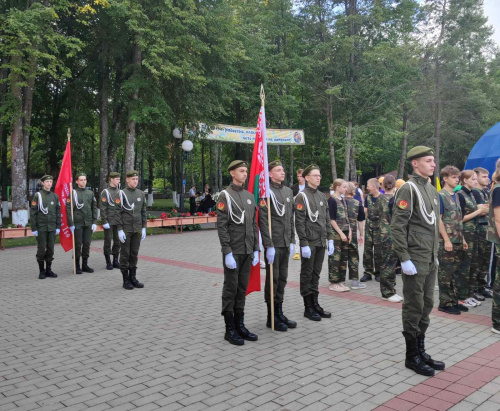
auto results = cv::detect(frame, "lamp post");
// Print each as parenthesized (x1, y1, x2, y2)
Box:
(173, 127, 193, 212)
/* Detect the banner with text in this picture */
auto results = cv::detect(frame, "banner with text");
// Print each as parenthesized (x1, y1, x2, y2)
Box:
(201, 123, 305, 145)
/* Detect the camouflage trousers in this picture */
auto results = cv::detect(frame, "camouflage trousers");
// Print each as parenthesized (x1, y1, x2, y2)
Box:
(363, 222, 382, 277)
(473, 228, 490, 293)
(347, 239, 359, 280)
(380, 239, 398, 298)
(492, 245, 500, 332)
(457, 230, 477, 300)
(329, 232, 349, 283)
(437, 242, 461, 307)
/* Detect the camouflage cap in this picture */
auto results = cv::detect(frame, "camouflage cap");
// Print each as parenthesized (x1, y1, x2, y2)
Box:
(302, 164, 320, 178)
(108, 172, 120, 180)
(268, 160, 282, 172)
(227, 160, 248, 172)
(40, 175, 53, 182)
(407, 146, 434, 161)
(75, 172, 87, 179)
(126, 170, 139, 177)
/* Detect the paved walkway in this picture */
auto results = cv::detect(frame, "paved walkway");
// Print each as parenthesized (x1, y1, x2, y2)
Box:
(1, 229, 499, 411)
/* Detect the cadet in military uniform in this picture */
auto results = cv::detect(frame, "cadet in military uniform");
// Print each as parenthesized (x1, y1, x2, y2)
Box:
(391, 146, 445, 376)
(362, 178, 382, 282)
(117, 170, 147, 290)
(379, 175, 403, 302)
(66, 173, 97, 274)
(217, 160, 260, 345)
(30, 175, 61, 279)
(486, 160, 500, 335)
(344, 182, 366, 289)
(472, 167, 493, 298)
(437, 166, 468, 315)
(100, 172, 121, 270)
(295, 164, 334, 321)
(259, 161, 296, 332)
(328, 179, 352, 292)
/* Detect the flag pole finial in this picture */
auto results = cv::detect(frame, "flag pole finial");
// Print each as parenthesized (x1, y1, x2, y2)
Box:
(260, 84, 265, 106)
(67, 128, 71, 142)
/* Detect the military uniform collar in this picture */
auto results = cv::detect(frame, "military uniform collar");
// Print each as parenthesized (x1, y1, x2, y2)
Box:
(462, 186, 472, 195)
(270, 180, 284, 189)
(305, 186, 317, 194)
(411, 174, 429, 185)
(229, 183, 244, 192)
(76, 187, 86, 191)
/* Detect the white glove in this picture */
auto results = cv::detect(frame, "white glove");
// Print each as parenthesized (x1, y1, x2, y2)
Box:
(141, 227, 146, 241)
(118, 230, 126, 243)
(328, 240, 334, 256)
(301, 246, 311, 259)
(103, 223, 110, 229)
(225, 252, 237, 269)
(55, 229, 60, 236)
(32, 231, 38, 237)
(92, 224, 97, 233)
(252, 251, 259, 266)
(401, 260, 418, 275)
(266, 247, 275, 264)
(70, 226, 75, 233)
(289, 244, 294, 258)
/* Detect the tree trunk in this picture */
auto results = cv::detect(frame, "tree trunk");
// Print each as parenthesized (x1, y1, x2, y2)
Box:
(23, 57, 37, 198)
(349, 146, 356, 181)
(0, 67, 9, 201)
(214, 142, 219, 192)
(343, 120, 353, 180)
(201, 139, 206, 190)
(148, 154, 154, 206)
(327, 95, 337, 180)
(289, 146, 294, 185)
(108, 63, 123, 174)
(398, 105, 409, 179)
(99, 62, 110, 199)
(217, 143, 223, 191)
(124, 42, 141, 172)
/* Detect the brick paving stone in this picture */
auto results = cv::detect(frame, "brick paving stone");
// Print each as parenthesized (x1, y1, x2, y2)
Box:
(2, 232, 500, 411)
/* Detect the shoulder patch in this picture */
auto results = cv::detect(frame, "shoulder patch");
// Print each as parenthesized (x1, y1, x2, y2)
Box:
(259, 199, 267, 207)
(296, 203, 304, 211)
(217, 202, 225, 211)
(115, 198, 121, 204)
(101, 197, 107, 203)
(398, 200, 408, 210)
(31, 200, 37, 206)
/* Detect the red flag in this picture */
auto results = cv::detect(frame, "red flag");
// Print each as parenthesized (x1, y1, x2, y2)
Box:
(54, 141, 73, 252)
(246, 105, 270, 295)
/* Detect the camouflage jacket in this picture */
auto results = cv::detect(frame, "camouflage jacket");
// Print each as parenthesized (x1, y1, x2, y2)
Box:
(439, 189, 463, 244)
(365, 194, 380, 226)
(473, 187, 489, 231)
(331, 195, 350, 233)
(457, 189, 478, 233)
(378, 193, 394, 243)
(345, 197, 361, 241)
(487, 184, 500, 244)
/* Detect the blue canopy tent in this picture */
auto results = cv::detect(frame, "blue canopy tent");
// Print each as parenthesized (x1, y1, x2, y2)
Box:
(464, 122, 500, 175)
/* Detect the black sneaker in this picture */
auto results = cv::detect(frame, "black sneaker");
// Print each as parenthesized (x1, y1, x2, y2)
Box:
(480, 289, 493, 299)
(360, 274, 372, 282)
(438, 305, 461, 315)
(375, 276, 380, 282)
(473, 292, 485, 302)
(455, 303, 469, 312)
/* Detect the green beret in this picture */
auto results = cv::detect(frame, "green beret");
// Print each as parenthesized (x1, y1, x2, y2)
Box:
(40, 175, 53, 182)
(75, 172, 86, 179)
(268, 160, 282, 171)
(126, 170, 139, 177)
(227, 160, 248, 172)
(108, 172, 120, 180)
(302, 164, 320, 178)
(407, 146, 434, 161)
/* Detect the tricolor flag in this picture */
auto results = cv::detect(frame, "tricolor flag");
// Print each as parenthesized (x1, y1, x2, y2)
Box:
(54, 140, 73, 252)
(246, 104, 270, 295)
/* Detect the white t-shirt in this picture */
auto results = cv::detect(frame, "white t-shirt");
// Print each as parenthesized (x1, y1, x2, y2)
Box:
(298, 184, 305, 192)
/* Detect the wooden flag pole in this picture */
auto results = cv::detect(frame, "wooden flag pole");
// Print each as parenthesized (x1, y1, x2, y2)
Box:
(261, 85, 275, 331)
(68, 128, 76, 275)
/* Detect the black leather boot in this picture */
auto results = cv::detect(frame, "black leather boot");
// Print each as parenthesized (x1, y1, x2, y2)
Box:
(403, 332, 435, 376)
(105, 255, 113, 270)
(129, 268, 144, 288)
(121, 269, 134, 290)
(38, 261, 46, 279)
(75, 259, 83, 274)
(417, 334, 445, 370)
(266, 303, 287, 331)
(234, 309, 258, 341)
(112, 254, 120, 269)
(313, 292, 331, 318)
(45, 263, 58, 278)
(82, 258, 94, 273)
(223, 312, 244, 346)
(277, 302, 297, 328)
(303, 295, 321, 321)
(360, 274, 372, 282)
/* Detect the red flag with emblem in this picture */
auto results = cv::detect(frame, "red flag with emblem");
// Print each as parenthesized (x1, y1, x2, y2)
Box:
(54, 140, 73, 251)
(246, 105, 270, 295)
